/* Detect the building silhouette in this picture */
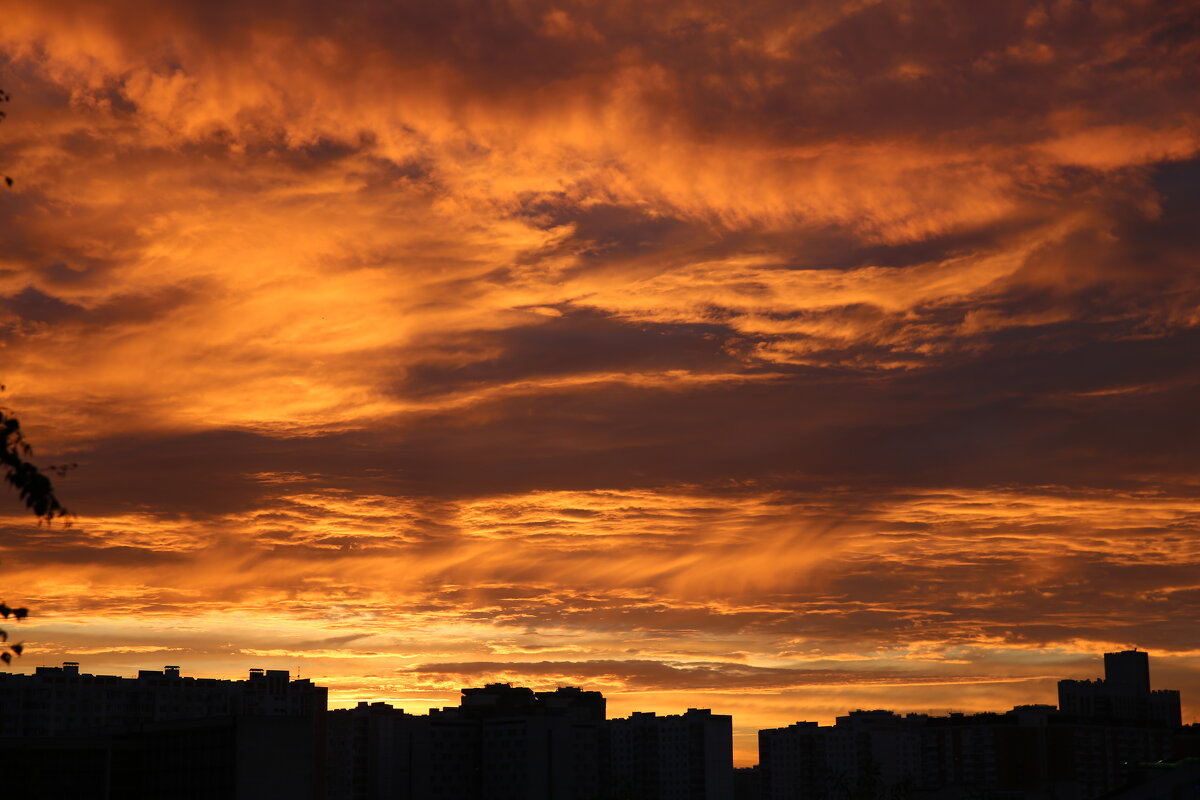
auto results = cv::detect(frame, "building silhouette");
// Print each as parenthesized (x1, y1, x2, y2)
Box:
(0, 650, 1187, 800)
(426, 683, 606, 800)
(759, 705, 1181, 799)
(1059, 649, 1182, 727)
(758, 651, 1186, 800)
(326, 701, 427, 800)
(324, 684, 734, 800)
(733, 765, 762, 800)
(325, 683, 609, 799)
(1104, 759, 1200, 799)
(0, 662, 327, 799)
(603, 708, 735, 800)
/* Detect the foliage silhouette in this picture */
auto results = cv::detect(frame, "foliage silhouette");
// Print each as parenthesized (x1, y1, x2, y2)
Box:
(1, 89, 71, 668)
(1, 396, 70, 523)
(1, 87, 10, 187)
(0, 602, 29, 665)
(0, 91, 69, 524)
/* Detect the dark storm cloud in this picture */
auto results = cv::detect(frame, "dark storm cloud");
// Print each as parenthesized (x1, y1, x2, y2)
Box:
(401, 308, 741, 398)
(41, 326, 1200, 521)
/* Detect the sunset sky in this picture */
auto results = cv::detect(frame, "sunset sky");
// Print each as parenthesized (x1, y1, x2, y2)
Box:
(1, 0, 1198, 764)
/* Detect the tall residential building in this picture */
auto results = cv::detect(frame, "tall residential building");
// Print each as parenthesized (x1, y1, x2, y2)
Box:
(604, 708, 735, 800)
(1059, 649, 1182, 727)
(0, 662, 328, 800)
(758, 721, 826, 800)
(326, 701, 429, 800)
(323, 686, 736, 800)
(325, 683, 608, 800)
(759, 706, 1178, 800)
(437, 683, 606, 800)
(1106, 650, 1152, 694)
(0, 662, 327, 737)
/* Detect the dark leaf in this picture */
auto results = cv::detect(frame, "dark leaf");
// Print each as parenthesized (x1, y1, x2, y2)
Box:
(1, 652, 10, 665)
(13, 608, 27, 620)
(2, 404, 70, 523)
(11, 643, 23, 656)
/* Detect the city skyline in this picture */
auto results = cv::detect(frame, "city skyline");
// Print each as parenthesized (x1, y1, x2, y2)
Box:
(8, 645, 1187, 725)
(4, 647, 1193, 767)
(2, 0, 1200, 770)
(2, 646, 1190, 799)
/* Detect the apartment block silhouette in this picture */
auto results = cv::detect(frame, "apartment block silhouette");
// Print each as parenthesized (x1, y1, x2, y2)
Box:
(0, 663, 327, 799)
(325, 683, 607, 800)
(758, 651, 1186, 800)
(1, 650, 1187, 800)
(604, 708, 734, 800)
(324, 684, 734, 800)
(1059, 649, 1182, 727)
(759, 705, 1181, 799)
